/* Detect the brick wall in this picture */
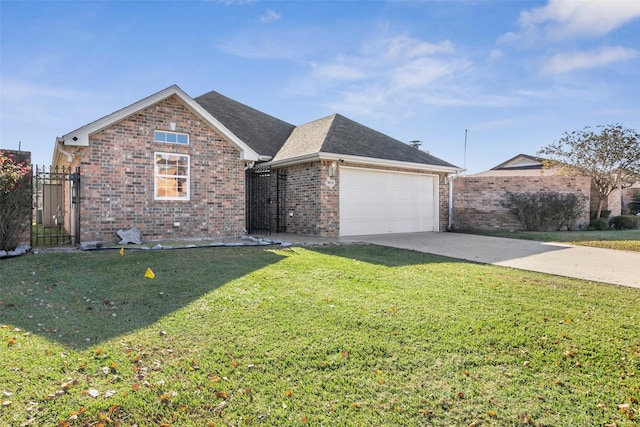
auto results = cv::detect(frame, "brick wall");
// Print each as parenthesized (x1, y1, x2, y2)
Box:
(452, 175, 591, 231)
(77, 95, 247, 243)
(278, 160, 339, 236)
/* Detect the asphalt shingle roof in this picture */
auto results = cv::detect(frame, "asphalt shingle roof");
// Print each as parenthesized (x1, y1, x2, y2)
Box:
(274, 114, 457, 168)
(194, 90, 295, 158)
(195, 90, 458, 169)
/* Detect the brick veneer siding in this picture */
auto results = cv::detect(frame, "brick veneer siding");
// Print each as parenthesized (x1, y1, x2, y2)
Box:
(277, 160, 339, 236)
(278, 160, 450, 236)
(452, 175, 591, 231)
(76, 95, 247, 243)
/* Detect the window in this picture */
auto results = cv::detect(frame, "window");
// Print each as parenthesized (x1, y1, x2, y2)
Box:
(154, 152, 190, 200)
(154, 130, 189, 145)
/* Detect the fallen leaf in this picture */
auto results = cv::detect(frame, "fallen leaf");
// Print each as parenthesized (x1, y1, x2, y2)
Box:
(87, 389, 100, 398)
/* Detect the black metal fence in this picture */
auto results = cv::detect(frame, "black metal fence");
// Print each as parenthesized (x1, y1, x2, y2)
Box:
(31, 165, 80, 246)
(245, 166, 287, 235)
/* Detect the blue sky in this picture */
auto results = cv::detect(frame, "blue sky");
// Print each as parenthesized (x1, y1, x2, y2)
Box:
(1, 0, 639, 173)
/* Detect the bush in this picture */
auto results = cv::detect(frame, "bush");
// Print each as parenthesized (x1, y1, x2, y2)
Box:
(0, 151, 32, 251)
(502, 192, 587, 231)
(609, 215, 640, 230)
(587, 218, 610, 231)
(591, 209, 612, 220)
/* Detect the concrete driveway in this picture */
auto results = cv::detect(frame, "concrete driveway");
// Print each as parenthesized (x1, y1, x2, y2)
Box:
(339, 232, 640, 289)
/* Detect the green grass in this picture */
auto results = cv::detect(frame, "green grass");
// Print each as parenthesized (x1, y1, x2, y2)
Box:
(470, 229, 640, 252)
(1, 245, 639, 426)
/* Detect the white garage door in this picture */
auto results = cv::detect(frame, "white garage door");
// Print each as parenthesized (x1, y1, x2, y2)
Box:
(339, 167, 438, 236)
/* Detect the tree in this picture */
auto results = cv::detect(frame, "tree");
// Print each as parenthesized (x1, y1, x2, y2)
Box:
(538, 124, 640, 219)
(0, 151, 32, 251)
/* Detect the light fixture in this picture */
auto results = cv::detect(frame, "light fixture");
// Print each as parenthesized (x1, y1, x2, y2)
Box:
(328, 161, 338, 177)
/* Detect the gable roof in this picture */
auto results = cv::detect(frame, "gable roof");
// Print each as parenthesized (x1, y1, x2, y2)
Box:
(195, 90, 295, 158)
(491, 154, 545, 171)
(471, 154, 558, 177)
(55, 85, 261, 166)
(272, 113, 459, 171)
(55, 84, 460, 173)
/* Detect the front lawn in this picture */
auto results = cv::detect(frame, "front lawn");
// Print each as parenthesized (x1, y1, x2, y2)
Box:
(1, 245, 639, 426)
(471, 229, 640, 252)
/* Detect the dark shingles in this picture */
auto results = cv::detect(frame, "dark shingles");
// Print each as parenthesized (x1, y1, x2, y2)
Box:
(194, 90, 295, 157)
(320, 114, 458, 167)
(195, 90, 458, 169)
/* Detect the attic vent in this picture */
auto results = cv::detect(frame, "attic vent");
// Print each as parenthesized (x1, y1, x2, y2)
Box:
(409, 140, 422, 149)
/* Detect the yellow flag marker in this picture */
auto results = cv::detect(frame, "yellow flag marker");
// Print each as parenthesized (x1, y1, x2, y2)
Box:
(144, 268, 155, 279)
(119, 247, 124, 256)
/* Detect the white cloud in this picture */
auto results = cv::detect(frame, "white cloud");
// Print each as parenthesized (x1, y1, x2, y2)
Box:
(541, 46, 638, 74)
(260, 10, 281, 24)
(507, 0, 640, 41)
(384, 36, 454, 60)
(488, 49, 504, 60)
(287, 34, 476, 118)
(312, 63, 365, 81)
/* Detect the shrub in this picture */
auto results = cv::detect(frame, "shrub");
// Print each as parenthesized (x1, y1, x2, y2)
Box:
(0, 151, 32, 251)
(587, 218, 609, 231)
(609, 215, 640, 230)
(501, 192, 586, 231)
(591, 209, 612, 220)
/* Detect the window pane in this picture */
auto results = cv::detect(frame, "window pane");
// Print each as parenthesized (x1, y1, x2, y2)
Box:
(154, 152, 190, 200)
(154, 131, 165, 142)
(177, 134, 188, 144)
(166, 133, 177, 143)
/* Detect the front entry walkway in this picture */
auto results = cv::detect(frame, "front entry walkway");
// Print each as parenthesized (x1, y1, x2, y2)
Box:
(337, 232, 640, 289)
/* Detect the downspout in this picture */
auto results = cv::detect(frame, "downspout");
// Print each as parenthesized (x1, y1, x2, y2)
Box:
(447, 174, 456, 231)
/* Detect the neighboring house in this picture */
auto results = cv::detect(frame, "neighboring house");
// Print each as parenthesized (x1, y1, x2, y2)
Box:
(452, 154, 592, 231)
(52, 85, 460, 244)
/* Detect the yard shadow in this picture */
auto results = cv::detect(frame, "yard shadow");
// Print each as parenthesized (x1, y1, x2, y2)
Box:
(0, 246, 285, 350)
(307, 244, 466, 267)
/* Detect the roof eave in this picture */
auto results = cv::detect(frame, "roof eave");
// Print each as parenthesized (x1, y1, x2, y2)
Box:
(266, 152, 462, 174)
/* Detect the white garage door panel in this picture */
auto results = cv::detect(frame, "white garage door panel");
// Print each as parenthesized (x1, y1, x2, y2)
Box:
(340, 168, 437, 236)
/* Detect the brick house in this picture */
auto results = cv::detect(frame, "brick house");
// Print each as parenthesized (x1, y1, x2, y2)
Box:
(451, 153, 634, 231)
(52, 85, 461, 244)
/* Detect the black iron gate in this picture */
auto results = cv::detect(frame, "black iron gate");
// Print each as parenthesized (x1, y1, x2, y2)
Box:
(245, 166, 287, 235)
(32, 165, 81, 246)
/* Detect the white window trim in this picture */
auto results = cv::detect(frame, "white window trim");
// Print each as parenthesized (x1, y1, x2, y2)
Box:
(154, 152, 190, 201)
(154, 130, 189, 145)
